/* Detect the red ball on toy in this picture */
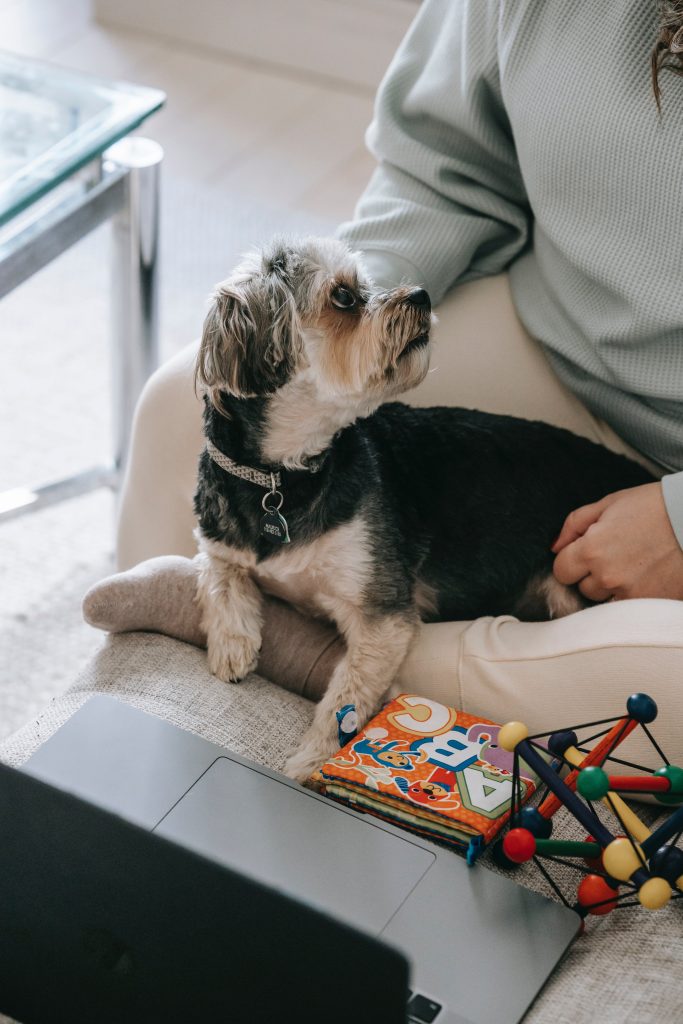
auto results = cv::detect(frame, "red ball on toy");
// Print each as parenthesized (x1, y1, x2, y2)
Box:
(583, 835, 603, 871)
(502, 828, 536, 864)
(577, 875, 619, 916)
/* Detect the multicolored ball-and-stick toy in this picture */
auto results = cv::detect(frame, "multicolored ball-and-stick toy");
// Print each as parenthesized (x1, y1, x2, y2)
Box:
(492, 693, 683, 921)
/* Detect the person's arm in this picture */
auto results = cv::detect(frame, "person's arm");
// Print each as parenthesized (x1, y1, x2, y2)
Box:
(661, 472, 683, 551)
(336, 0, 530, 301)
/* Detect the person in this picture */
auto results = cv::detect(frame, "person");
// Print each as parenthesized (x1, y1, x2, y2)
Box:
(110, 0, 683, 767)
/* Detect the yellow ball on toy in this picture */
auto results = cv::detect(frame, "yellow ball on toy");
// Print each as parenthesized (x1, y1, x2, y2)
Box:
(638, 877, 672, 910)
(498, 721, 529, 752)
(602, 838, 644, 882)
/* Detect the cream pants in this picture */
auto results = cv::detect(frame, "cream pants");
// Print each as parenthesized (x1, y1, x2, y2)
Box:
(117, 274, 683, 767)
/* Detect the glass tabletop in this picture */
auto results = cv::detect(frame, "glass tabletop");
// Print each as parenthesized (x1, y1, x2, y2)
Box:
(0, 51, 165, 227)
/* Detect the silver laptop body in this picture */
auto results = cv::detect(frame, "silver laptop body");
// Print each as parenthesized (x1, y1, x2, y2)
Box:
(23, 696, 579, 1023)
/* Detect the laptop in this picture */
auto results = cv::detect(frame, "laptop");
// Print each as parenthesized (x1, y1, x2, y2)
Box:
(0, 696, 579, 1023)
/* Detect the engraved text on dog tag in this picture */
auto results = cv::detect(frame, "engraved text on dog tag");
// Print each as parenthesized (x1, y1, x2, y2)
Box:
(260, 509, 291, 543)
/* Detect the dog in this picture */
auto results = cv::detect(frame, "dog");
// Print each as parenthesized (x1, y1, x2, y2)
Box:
(192, 236, 654, 783)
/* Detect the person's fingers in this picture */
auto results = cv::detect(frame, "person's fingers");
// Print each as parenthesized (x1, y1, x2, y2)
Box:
(551, 500, 605, 553)
(554, 529, 623, 597)
(552, 539, 591, 586)
(576, 575, 614, 603)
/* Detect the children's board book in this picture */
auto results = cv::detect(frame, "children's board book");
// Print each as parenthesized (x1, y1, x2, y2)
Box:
(311, 694, 540, 864)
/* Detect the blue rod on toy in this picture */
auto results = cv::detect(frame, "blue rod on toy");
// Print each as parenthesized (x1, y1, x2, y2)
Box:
(515, 738, 615, 847)
(641, 803, 683, 858)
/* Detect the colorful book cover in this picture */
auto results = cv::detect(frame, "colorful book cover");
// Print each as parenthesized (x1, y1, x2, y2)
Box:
(311, 694, 540, 864)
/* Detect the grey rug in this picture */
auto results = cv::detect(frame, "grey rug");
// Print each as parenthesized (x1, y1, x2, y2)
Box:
(0, 174, 332, 742)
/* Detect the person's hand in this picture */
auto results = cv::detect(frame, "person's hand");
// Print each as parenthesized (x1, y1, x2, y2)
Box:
(551, 482, 683, 602)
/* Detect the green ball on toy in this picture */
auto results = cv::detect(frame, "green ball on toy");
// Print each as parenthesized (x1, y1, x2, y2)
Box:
(577, 766, 610, 801)
(654, 764, 683, 805)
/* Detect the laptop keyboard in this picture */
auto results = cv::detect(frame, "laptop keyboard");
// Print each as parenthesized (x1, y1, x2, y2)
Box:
(407, 991, 442, 1022)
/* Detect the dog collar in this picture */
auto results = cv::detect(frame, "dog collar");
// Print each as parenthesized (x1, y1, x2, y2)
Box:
(205, 439, 282, 489)
(205, 439, 325, 488)
(205, 439, 326, 546)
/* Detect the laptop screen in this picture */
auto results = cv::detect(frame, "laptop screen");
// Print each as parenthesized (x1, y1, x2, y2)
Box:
(0, 761, 410, 1024)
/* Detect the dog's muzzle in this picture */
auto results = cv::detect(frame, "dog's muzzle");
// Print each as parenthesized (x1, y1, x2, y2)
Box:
(406, 288, 431, 311)
(400, 332, 430, 356)
(400, 289, 432, 357)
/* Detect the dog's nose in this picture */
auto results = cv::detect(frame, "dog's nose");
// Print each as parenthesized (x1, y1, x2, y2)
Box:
(406, 288, 431, 311)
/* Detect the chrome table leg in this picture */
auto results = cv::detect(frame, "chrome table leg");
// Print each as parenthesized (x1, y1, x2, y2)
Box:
(107, 137, 163, 479)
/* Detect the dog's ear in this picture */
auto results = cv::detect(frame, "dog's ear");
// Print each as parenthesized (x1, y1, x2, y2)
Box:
(195, 286, 257, 403)
(195, 280, 298, 406)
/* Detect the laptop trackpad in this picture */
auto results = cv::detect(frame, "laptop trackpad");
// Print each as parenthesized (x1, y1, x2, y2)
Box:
(154, 756, 434, 933)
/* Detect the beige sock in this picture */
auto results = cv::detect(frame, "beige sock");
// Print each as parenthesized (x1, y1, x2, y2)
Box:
(82, 555, 344, 701)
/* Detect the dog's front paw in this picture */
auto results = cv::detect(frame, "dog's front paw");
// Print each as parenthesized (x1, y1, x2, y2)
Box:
(284, 722, 341, 785)
(207, 634, 259, 682)
(284, 746, 332, 786)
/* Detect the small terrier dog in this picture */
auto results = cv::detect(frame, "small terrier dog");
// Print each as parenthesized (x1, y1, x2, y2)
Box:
(193, 237, 653, 782)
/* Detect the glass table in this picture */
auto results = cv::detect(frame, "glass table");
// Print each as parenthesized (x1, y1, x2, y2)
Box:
(0, 51, 165, 520)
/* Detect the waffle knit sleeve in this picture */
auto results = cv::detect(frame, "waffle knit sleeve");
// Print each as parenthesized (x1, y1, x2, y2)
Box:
(661, 472, 683, 552)
(336, 0, 531, 304)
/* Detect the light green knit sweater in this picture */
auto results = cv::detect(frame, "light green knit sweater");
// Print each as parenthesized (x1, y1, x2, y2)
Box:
(337, 0, 683, 546)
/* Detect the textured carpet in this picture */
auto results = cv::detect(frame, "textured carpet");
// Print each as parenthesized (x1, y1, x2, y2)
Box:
(0, 174, 332, 743)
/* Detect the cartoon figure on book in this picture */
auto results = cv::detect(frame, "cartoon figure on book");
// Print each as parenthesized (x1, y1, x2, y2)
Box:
(312, 694, 540, 864)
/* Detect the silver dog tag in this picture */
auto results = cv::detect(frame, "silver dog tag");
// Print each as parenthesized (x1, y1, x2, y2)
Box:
(260, 509, 290, 543)
(261, 483, 290, 544)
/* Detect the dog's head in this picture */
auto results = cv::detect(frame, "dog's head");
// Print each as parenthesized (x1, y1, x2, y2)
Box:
(195, 237, 433, 411)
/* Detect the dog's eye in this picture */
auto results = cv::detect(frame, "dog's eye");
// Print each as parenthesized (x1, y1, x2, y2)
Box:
(331, 286, 357, 310)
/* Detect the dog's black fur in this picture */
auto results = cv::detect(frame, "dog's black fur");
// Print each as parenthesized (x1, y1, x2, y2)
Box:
(195, 395, 654, 622)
